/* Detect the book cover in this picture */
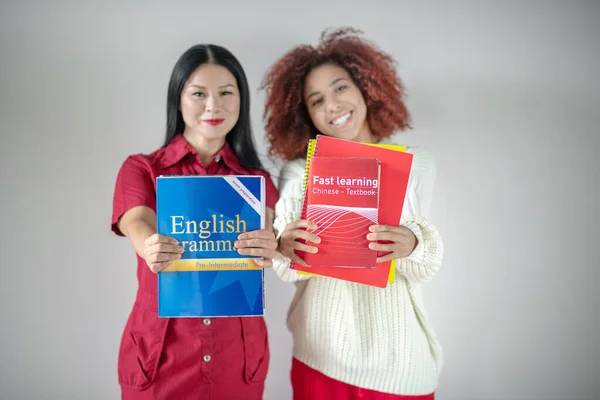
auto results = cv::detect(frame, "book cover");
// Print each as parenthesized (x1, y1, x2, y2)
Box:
(292, 135, 413, 288)
(298, 156, 381, 268)
(156, 175, 266, 317)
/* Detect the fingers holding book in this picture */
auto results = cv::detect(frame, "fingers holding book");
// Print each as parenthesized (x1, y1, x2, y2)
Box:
(235, 229, 278, 268)
(277, 220, 321, 266)
(143, 233, 185, 273)
(366, 225, 418, 262)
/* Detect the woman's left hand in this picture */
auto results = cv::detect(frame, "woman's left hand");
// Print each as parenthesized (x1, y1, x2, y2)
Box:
(366, 225, 418, 263)
(234, 229, 278, 268)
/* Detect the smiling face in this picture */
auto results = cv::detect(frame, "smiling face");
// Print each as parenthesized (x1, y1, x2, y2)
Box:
(303, 63, 373, 143)
(179, 63, 240, 142)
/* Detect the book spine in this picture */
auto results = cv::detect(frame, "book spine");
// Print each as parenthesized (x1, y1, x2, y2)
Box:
(301, 138, 317, 195)
(299, 137, 318, 221)
(293, 138, 319, 269)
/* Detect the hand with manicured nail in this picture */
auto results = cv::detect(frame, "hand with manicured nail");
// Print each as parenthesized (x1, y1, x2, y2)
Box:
(366, 225, 417, 263)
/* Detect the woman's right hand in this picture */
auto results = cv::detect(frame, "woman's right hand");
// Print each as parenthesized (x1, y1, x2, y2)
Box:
(277, 220, 320, 266)
(143, 233, 185, 273)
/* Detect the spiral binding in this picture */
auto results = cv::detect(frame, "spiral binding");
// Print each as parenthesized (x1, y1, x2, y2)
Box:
(291, 137, 319, 271)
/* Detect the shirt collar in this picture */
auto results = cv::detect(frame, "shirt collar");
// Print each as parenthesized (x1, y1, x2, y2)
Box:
(161, 133, 249, 174)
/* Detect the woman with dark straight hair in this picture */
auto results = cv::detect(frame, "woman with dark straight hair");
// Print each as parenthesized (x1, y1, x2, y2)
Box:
(163, 44, 265, 171)
(111, 44, 278, 400)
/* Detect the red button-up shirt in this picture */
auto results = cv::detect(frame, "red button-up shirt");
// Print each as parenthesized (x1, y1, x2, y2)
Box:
(111, 134, 279, 400)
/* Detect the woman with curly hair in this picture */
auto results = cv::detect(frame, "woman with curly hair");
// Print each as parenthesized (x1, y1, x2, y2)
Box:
(260, 27, 444, 399)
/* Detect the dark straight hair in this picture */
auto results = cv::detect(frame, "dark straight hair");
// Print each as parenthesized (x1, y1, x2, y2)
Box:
(164, 44, 265, 171)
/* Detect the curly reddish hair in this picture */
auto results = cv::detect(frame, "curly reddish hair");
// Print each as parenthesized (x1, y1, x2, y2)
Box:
(260, 27, 412, 161)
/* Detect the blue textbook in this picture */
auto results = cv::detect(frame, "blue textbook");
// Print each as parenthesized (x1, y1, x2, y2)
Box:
(155, 175, 266, 318)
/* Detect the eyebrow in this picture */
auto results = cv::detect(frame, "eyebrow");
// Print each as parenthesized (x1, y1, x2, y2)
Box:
(306, 77, 348, 99)
(187, 84, 236, 89)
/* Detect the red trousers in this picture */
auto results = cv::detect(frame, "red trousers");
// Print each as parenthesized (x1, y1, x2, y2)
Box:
(291, 358, 435, 400)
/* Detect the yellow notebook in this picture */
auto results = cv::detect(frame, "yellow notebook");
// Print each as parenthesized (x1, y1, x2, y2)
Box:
(296, 139, 407, 283)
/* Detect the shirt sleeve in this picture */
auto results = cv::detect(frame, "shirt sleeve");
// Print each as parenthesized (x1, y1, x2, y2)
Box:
(111, 155, 156, 236)
(396, 147, 444, 284)
(271, 159, 311, 282)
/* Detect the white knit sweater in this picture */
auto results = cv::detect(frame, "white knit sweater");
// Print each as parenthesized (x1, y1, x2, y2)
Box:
(271, 137, 444, 395)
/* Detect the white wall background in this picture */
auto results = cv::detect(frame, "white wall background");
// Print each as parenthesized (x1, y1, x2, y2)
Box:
(1, 1, 599, 399)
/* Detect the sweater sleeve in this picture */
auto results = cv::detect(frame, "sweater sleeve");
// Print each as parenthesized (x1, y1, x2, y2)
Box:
(271, 159, 311, 282)
(395, 147, 444, 284)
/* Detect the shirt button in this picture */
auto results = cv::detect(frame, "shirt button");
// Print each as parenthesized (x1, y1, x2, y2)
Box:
(203, 355, 211, 362)
(215, 155, 221, 162)
(203, 319, 211, 326)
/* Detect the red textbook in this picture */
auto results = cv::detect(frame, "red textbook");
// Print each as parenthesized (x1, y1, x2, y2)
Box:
(298, 156, 381, 268)
(291, 135, 413, 288)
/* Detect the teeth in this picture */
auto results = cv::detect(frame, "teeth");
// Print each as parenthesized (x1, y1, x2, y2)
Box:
(332, 112, 351, 125)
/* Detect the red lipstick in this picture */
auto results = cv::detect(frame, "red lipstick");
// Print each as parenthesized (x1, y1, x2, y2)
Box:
(204, 119, 224, 126)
